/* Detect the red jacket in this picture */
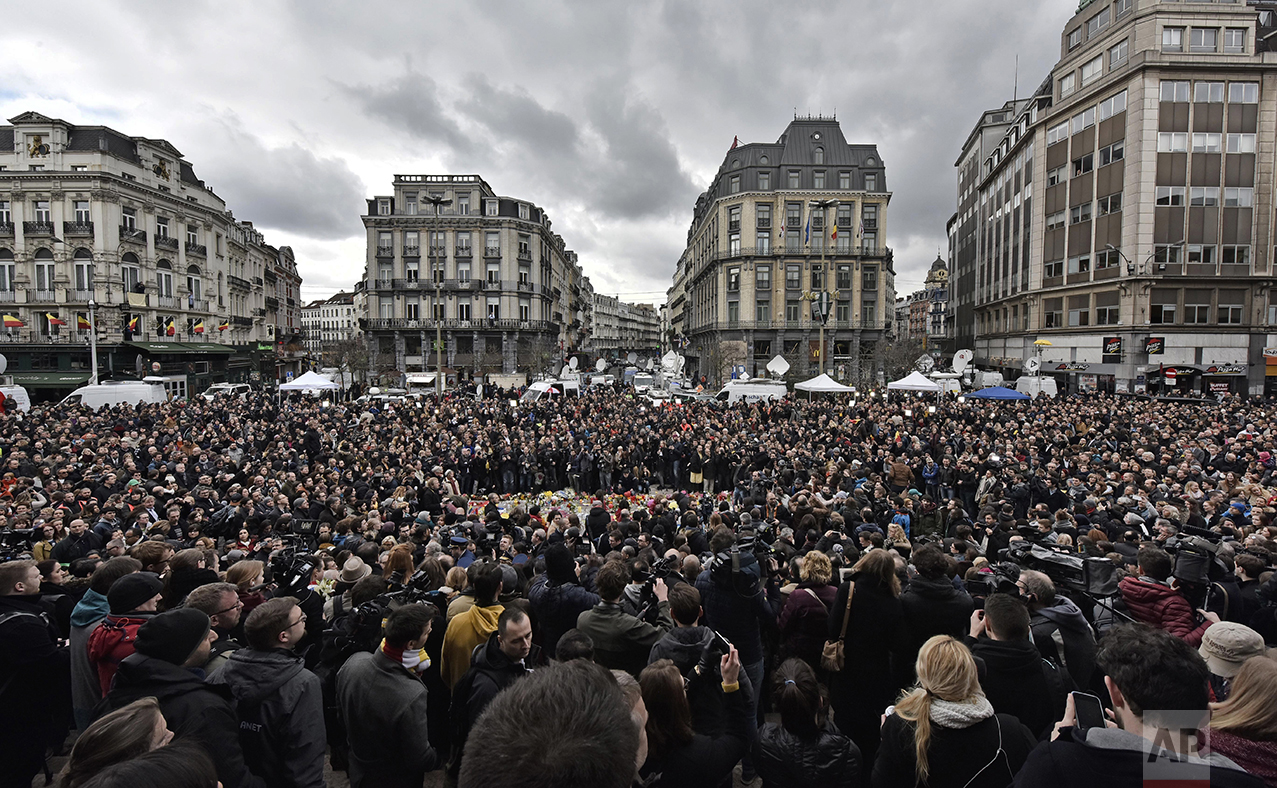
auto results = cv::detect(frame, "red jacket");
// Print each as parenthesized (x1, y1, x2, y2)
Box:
(1119, 576, 1210, 646)
(85, 613, 152, 696)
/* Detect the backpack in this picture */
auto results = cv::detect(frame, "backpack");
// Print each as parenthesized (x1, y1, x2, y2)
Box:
(86, 615, 146, 692)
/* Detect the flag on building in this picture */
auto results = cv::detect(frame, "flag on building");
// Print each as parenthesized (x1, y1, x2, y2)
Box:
(77, 314, 91, 330)
(831, 224, 838, 241)
(804, 215, 810, 245)
(46, 313, 66, 326)
(2, 314, 23, 328)
(127, 315, 139, 332)
(165, 318, 175, 336)
(730, 135, 739, 150)
(193, 319, 205, 334)
(217, 319, 230, 331)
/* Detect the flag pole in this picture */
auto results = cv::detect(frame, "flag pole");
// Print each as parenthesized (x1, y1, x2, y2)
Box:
(88, 299, 99, 385)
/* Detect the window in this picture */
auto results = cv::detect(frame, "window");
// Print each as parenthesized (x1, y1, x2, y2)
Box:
(1185, 290, 1211, 324)
(1072, 107, 1096, 134)
(485, 231, 500, 257)
(1224, 187, 1253, 207)
(1045, 259, 1064, 278)
(1160, 81, 1190, 102)
(1073, 153, 1094, 176)
(836, 264, 852, 290)
(518, 262, 530, 284)
(1095, 291, 1120, 324)
(1226, 133, 1256, 154)
(1098, 90, 1127, 120)
(839, 172, 850, 189)
(404, 192, 417, 215)
(1222, 245, 1250, 265)
(1156, 186, 1186, 206)
(122, 207, 137, 230)
(1228, 82, 1259, 103)
(1155, 244, 1183, 264)
(1071, 203, 1093, 224)
(1190, 28, 1218, 53)
(0, 258, 13, 292)
(1163, 27, 1184, 52)
(814, 147, 824, 164)
(1190, 187, 1219, 207)
(728, 205, 741, 232)
(727, 267, 740, 292)
(1186, 244, 1216, 264)
(1068, 295, 1090, 326)
(486, 261, 500, 284)
(378, 199, 390, 216)
(729, 232, 741, 255)
(457, 301, 471, 321)
(788, 171, 800, 188)
(1110, 39, 1129, 67)
(862, 266, 878, 290)
(756, 265, 771, 290)
(121, 256, 140, 293)
(786, 264, 801, 290)
(1068, 28, 1082, 49)
(1191, 133, 1221, 153)
(1087, 7, 1110, 37)
(377, 231, 393, 253)
(727, 301, 740, 322)
(785, 300, 800, 322)
(1218, 291, 1244, 324)
(1099, 140, 1125, 166)
(73, 200, 89, 223)
(1224, 28, 1246, 53)
(1047, 165, 1067, 186)
(1194, 82, 1224, 103)
(519, 300, 530, 322)
(1081, 55, 1103, 86)
(1045, 297, 1063, 327)
(1157, 132, 1188, 152)
(1098, 192, 1122, 215)
(758, 171, 770, 190)
(34, 200, 50, 223)
(813, 171, 825, 189)
(729, 175, 740, 193)
(35, 258, 54, 291)
(1150, 289, 1177, 324)
(810, 267, 823, 290)
(1047, 122, 1069, 146)
(865, 173, 877, 191)
(74, 257, 94, 291)
(1115, 0, 1132, 17)
(186, 226, 198, 246)
(70, 164, 87, 172)
(1046, 211, 1066, 230)
(0, 201, 8, 224)
(756, 300, 771, 322)
(156, 217, 169, 239)
(1096, 248, 1122, 270)
(756, 230, 771, 253)
(156, 264, 173, 298)
(485, 200, 498, 216)
(1060, 73, 1076, 98)
(1068, 254, 1091, 274)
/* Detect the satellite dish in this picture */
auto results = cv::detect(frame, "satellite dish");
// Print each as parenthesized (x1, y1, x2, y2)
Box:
(661, 350, 679, 369)
(595, 358, 606, 372)
(645, 358, 655, 371)
(1025, 357, 1042, 373)
(626, 352, 638, 365)
(738, 372, 751, 381)
(766, 355, 790, 377)
(559, 365, 570, 378)
(0, 354, 6, 375)
(677, 355, 686, 371)
(952, 349, 974, 374)
(568, 356, 578, 370)
(915, 355, 935, 373)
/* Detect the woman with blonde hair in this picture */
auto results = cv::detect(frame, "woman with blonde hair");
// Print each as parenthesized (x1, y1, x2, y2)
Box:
(1208, 656, 1277, 786)
(777, 550, 837, 670)
(873, 635, 1036, 787)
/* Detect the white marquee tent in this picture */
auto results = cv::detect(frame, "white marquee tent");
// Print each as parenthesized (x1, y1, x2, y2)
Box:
(886, 371, 942, 392)
(279, 371, 338, 392)
(794, 373, 853, 394)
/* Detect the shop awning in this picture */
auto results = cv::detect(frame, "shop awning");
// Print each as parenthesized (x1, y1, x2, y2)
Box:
(182, 343, 235, 354)
(8, 371, 92, 388)
(128, 341, 198, 354)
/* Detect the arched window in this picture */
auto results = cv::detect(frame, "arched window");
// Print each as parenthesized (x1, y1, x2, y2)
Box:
(186, 265, 202, 305)
(33, 248, 54, 292)
(121, 252, 142, 293)
(814, 147, 824, 164)
(156, 259, 173, 298)
(0, 248, 13, 294)
(73, 248, 94, 293)
(0, 248, 12, 260)
(34, 248, 53, 260)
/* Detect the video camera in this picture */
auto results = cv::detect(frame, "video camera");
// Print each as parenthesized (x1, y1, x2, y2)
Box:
(635, 555, 679, 623)
(269, 535, 319, 596)
(1003, 541, 1119, 598)
(1163, 533, 1228, 587)
(966, 561, 1021, 597)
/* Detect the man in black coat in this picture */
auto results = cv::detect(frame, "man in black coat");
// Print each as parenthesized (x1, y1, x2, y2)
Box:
(898, 544, 973, 684)
(102, 608, 264, 788)
(968, 593, 1069, 740)
(526, 544, 599, 657)
(0, 560, 70, 788)
(448, 607, 534, 777)
(51, 518, 102, 564)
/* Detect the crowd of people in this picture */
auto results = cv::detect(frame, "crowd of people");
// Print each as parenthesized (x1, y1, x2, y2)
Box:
(1, 383, 1277, 787)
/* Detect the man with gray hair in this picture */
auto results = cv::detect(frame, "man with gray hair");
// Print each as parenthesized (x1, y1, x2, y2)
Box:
(184, 581, 245, 672)
(1018, 569, 1097, 691)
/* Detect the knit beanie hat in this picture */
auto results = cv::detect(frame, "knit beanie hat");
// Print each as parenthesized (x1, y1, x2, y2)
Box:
(134, 608, 211, 666)
(107, 572, 164, 614)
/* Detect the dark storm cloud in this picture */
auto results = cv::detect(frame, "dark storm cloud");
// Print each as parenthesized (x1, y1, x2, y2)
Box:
(198, 120, 366, 241)
(341, 70, 471, 153)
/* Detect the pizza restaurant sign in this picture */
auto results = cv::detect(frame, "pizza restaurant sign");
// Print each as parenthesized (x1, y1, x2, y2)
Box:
(1205, 364, 1246, 376)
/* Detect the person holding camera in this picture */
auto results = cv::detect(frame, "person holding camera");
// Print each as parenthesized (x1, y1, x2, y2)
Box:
(1017, 570, 1097, 692)
(527, 543, 599, 658)
(1119, 545, 1217, 647)
(577, 559, 672, 677)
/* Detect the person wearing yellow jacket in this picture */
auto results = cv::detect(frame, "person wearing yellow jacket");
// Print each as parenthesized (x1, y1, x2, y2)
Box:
(440, 562, 504, 688)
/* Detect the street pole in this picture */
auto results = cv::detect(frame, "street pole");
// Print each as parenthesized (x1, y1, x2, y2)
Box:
(425, 194, 452, 398)
(88, 299, 99, 385)
(810, 199, 839, 376)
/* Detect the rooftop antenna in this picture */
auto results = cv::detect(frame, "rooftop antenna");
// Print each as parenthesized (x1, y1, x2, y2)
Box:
(1013, 54, 1019, 102)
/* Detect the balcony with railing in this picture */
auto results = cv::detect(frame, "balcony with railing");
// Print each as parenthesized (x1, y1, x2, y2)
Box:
(185, 242, 207, 256)
(516, 280, 534, 292)
(64, 221, 94, 237)
(365, 317, 553, 332)
(376, 245, 394, 258)
(484, 246, 501, 258)
(0, 290, 12, 302)
(454, 245, 472, 258)
(265, 297, 280, 312)
(232, 315, 254, 327)
(228, 274, 251, 291)
(484, 277, 502, 291)
(23, 221, 55, 236)
(252, 308, 266, 317)
(119, 226, 146, 244)
(155, 235, 178, 251)
(756, 217, 771, 228)
(70, 289, 95, 302)
(189, 298, 209, 312)
(403, 245, 421, 258)
(26, 288, 56, 303)
(0, 223, 13, 236)
(157, 295, 180, 309)
(517, 248, 532, 261)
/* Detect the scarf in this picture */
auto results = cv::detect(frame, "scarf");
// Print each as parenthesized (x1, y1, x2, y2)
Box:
(929, 695, 994, 729)
(380, 638, 430, 674)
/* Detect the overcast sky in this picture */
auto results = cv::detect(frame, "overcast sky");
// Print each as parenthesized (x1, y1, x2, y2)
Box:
(1, 0, 1075, 304)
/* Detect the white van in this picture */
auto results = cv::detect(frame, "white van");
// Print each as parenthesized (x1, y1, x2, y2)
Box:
(1015, 376, 1058, 399)
(0, 384, 31, 412)
(61, 377, 171, 409)
(715, 379, 788, 404)
(201, 382, 252, 401)
(519, 379, 581, 403)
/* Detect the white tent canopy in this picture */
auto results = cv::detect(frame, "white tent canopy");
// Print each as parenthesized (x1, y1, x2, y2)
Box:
(887, 371, 942, 392)
(279, 371, 338, 391)
(794, 373, 853, 393)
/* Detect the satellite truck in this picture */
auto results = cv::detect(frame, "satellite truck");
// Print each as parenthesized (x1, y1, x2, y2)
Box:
(0, 355, 31, 412)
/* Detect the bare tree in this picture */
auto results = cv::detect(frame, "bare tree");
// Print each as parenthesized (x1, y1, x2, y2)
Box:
(878, 336, 931, 382)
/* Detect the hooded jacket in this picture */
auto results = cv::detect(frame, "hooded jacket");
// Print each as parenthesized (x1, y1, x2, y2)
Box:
(899, 575, 974, 680)
(86, 612, 154, 696)
(968, 636, 1069, 738)
(1030, 596, 1098, 691)
(1119, 576, 1211, 646)
(449, 632, 531, 768)
(103, 653, 264, 788)
(440, 603, 503, 688)
(756, 721, 861, 788)
(206, 648, 326, 788)
(527, 573, 599, 657)
(69, 589, 111, 728)
(1013, 723, 1263, 788)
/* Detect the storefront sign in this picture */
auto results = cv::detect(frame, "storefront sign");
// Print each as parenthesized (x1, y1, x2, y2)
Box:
(1102, 336, 1122, 364)
(1204, 364, 1246, 376)
(1079, 374, 1098, 391)
(1209, 381, 1231, 393)
(1264, 347, 1277, 358)
(1144, 337, 1165, 355)
(1115, 380, 1130, 393)
(1054, 363, 1090, 372)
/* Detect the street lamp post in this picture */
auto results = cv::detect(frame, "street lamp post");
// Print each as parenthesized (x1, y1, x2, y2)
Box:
(809, 199, 839, 375)
(424, 194, 452, 399)
(87, 298, 99, 385)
